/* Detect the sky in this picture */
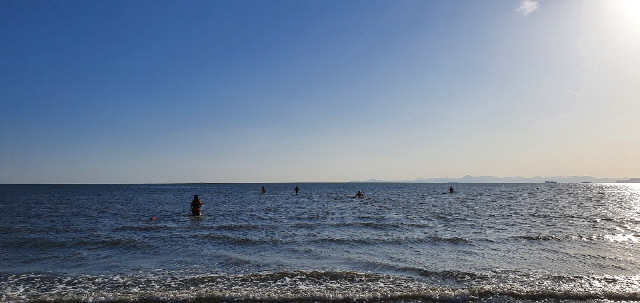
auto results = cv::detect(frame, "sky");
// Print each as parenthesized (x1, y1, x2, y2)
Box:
(1, 0, 639, 184)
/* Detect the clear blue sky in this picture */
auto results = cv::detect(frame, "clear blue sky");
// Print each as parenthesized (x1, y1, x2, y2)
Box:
(1, 0, 639, 183)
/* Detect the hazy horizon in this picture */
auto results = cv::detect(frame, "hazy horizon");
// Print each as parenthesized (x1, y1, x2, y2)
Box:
(2, 174, 638, 185)
(2, 0, 639, 184)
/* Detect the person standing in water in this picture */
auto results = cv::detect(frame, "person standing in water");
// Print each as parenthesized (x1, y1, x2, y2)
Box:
(449, 186, 454, 194)
(295, 186, 300, 195)
(261, 186, 266, 194)
(191, 195, 202, 216)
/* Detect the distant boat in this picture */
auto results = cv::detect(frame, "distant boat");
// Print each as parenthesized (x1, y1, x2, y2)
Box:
(544, 181, 557, 184)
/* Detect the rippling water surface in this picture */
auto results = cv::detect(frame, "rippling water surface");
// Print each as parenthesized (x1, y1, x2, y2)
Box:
(2, 183, 640, 302)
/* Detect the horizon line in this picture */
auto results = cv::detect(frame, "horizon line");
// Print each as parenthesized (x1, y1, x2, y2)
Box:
(2, 176, 639, 186)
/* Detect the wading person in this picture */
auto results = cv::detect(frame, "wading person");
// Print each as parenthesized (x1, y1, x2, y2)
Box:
(191, 195, 202, 216)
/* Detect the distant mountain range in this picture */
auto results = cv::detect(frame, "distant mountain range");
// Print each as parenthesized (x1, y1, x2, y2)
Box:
(352, 176, 640, 183)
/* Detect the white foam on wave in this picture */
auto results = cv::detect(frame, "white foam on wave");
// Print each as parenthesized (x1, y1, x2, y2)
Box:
(3, 271, 640, 303)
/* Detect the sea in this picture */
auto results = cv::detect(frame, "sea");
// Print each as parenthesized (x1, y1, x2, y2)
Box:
(2, 183, 640, 302)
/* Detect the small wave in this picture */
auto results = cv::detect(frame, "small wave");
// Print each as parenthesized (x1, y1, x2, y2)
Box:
(512, 234, 627, 243)
(75, 237, 143, 248)
(114, 225, 177, 232)
(214, 223, 265, 231)
(315, 236, 471, 245)
(190, 233, 282, 245)
(514, 235, 563, 241)
(516, 233, 640, 244)
(4, 237, 71, 249)
(290, 221, 435, 230)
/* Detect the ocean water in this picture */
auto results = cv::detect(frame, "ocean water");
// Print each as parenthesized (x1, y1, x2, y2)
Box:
(1, 183, 640, 302)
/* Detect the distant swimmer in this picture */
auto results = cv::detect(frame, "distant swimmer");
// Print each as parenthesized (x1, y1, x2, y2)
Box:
(262, 186, 266, 194)
(295, 186, 300, 195)
(449, 186, 454, 194)
(355, 191, 364, 198)
(191, 195, 202, 216)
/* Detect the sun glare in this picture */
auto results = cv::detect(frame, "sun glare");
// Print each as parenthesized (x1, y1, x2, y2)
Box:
(608, 0, 640, 28)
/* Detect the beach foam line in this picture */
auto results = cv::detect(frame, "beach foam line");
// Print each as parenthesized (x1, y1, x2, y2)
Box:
(3, 271, 640, 303)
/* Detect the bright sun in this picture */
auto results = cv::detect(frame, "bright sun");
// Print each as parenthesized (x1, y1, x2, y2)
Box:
(609, 0, 640, 28)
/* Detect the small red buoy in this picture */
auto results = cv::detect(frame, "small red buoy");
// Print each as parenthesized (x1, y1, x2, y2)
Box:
(151, 217, 156, 220)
